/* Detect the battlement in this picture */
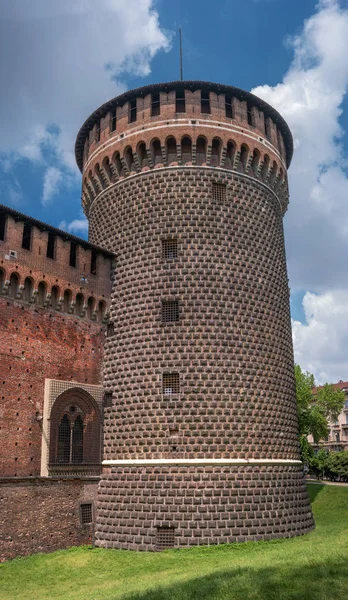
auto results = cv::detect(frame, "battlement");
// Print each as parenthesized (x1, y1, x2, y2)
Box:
(75, 82, 291, 218)
(0, 205, 113, 321)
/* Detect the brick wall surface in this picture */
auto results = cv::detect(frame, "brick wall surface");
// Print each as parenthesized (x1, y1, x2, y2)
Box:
(86, 164, 314, 548)
(89, 169, 298, 461)
(0, 477, 98, 561)
(95, 465, 314, 550)
(0, 298, 105, 477)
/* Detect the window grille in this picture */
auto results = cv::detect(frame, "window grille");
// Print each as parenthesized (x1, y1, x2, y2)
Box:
(57, 411, 84, 464)
(212, 182, 227, 203)
(162, 239, 178, 260)
(162, 300, 179, 323)
(80, 503, 93, 525)
(163, 373, 180, 396)
(156, 527, 175, 551)
(107, 323, 114, 337)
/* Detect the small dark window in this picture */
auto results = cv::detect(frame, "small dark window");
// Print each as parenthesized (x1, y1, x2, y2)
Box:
(156, 527, 175, 551)
(201, 91, 210, 114)
(162, 300, 179, 323)
(95, 124, 100, 143)
(163, 373, 180, 396)
(175, 90, 186, 113)
(129, 98, 137, 123)
(22, 223, 32, 250)
(80, 503, 93, 525)
(47, 232, 56, 259)
(247, 104, 253, 127)
(111, 111, 117, 132)
(103, 392, 113, 408)
(162, 238, 178, 260)
(90, 250, 97, 275)
(265, 117, 272, 140)
(151, 93, 160, 116)
(225, 95, 233, 118)
(212, 182, 227, 203)
(107, 322, 114, 337)
(0, 213, 7, 241)
(69, 242, 77, 268)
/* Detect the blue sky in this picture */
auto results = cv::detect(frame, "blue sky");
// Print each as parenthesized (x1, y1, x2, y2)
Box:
(1, 0, 348, 383)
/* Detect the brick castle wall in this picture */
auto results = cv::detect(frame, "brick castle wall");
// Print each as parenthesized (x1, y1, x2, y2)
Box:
(0, 477, 98, 561)
(0, 297, 105, 478)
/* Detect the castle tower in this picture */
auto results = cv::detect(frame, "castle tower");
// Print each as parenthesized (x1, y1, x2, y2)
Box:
(75, 81, 314, 550)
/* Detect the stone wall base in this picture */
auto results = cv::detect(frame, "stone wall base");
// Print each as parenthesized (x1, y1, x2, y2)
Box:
(95, 464, 314, 551)
(0, 477, 99, 561)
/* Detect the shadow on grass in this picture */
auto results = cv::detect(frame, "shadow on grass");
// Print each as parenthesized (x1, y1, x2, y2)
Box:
(121, 555, 348, 600)
(307, 481, 325, 503)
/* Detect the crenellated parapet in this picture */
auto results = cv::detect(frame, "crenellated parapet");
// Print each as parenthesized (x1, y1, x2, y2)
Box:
(75, 82, 291, 219)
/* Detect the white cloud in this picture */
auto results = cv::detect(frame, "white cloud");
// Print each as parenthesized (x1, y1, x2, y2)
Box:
(293, 290, 348, 383)
(0, 0, 170, 187)
(251, 0, 348, 292)
(59, 218, 89, 235)
(42, 167, 63, 205)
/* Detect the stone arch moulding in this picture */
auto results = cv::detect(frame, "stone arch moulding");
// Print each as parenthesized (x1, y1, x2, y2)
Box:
(40, 379, 104, 477)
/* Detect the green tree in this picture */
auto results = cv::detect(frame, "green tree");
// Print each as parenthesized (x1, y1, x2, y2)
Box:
(294, 364, 345, 460)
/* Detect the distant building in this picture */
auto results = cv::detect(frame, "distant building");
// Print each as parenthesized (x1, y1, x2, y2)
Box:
(309, 380, 348, 451)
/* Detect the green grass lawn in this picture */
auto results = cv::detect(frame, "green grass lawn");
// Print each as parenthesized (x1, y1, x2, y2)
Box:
(1, 484, 348, 600)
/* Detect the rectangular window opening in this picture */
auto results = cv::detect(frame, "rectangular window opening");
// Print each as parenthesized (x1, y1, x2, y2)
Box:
(69, 242, 77, 268)
(225, 96, 233, 118)
(107, 322, 114, 337)
(47, 232, 56, 259)
(247, 105, 253, 127)
(151, 93, 160, 117)
(0, 213, 6, 241)
(103, 392, 113, 408)
(90, 250, 97, 275)
(163, 373, 180, 396)
(175, 90, 186, 113)
(80, 503, 93, 525)
(156, 526, 175, 551)
(22, 223, 32, 251)
(129, 98, 137, 123)
(111, 111, 117, 132)
(212, 182, 227, 203)
(162, 300, 179, 323)
(201, 91, 210, 114)
(95, 124, 100, 143)
(162, 238, 178, 260)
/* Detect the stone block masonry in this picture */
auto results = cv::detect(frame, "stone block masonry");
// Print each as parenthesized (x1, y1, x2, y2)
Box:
(74, 81, 314, 550)
(0, 477, 98, 561)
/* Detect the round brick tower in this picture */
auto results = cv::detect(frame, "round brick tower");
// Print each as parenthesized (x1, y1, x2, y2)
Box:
(75, 81, 314, 550)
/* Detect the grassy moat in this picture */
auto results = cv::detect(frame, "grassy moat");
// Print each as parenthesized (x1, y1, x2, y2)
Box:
(1, 485, 348, 600)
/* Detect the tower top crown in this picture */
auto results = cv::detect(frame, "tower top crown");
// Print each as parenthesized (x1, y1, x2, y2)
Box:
(75, 80, 293, 172)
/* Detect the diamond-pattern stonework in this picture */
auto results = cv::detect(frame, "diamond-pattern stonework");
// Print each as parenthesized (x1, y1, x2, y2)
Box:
(87, 165, 314, 549)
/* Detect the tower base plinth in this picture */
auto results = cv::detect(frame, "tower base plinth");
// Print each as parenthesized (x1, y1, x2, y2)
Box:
(95, 464, 314, 551)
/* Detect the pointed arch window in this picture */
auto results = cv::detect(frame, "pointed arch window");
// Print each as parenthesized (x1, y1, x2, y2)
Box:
(57, 409, 84, 464)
